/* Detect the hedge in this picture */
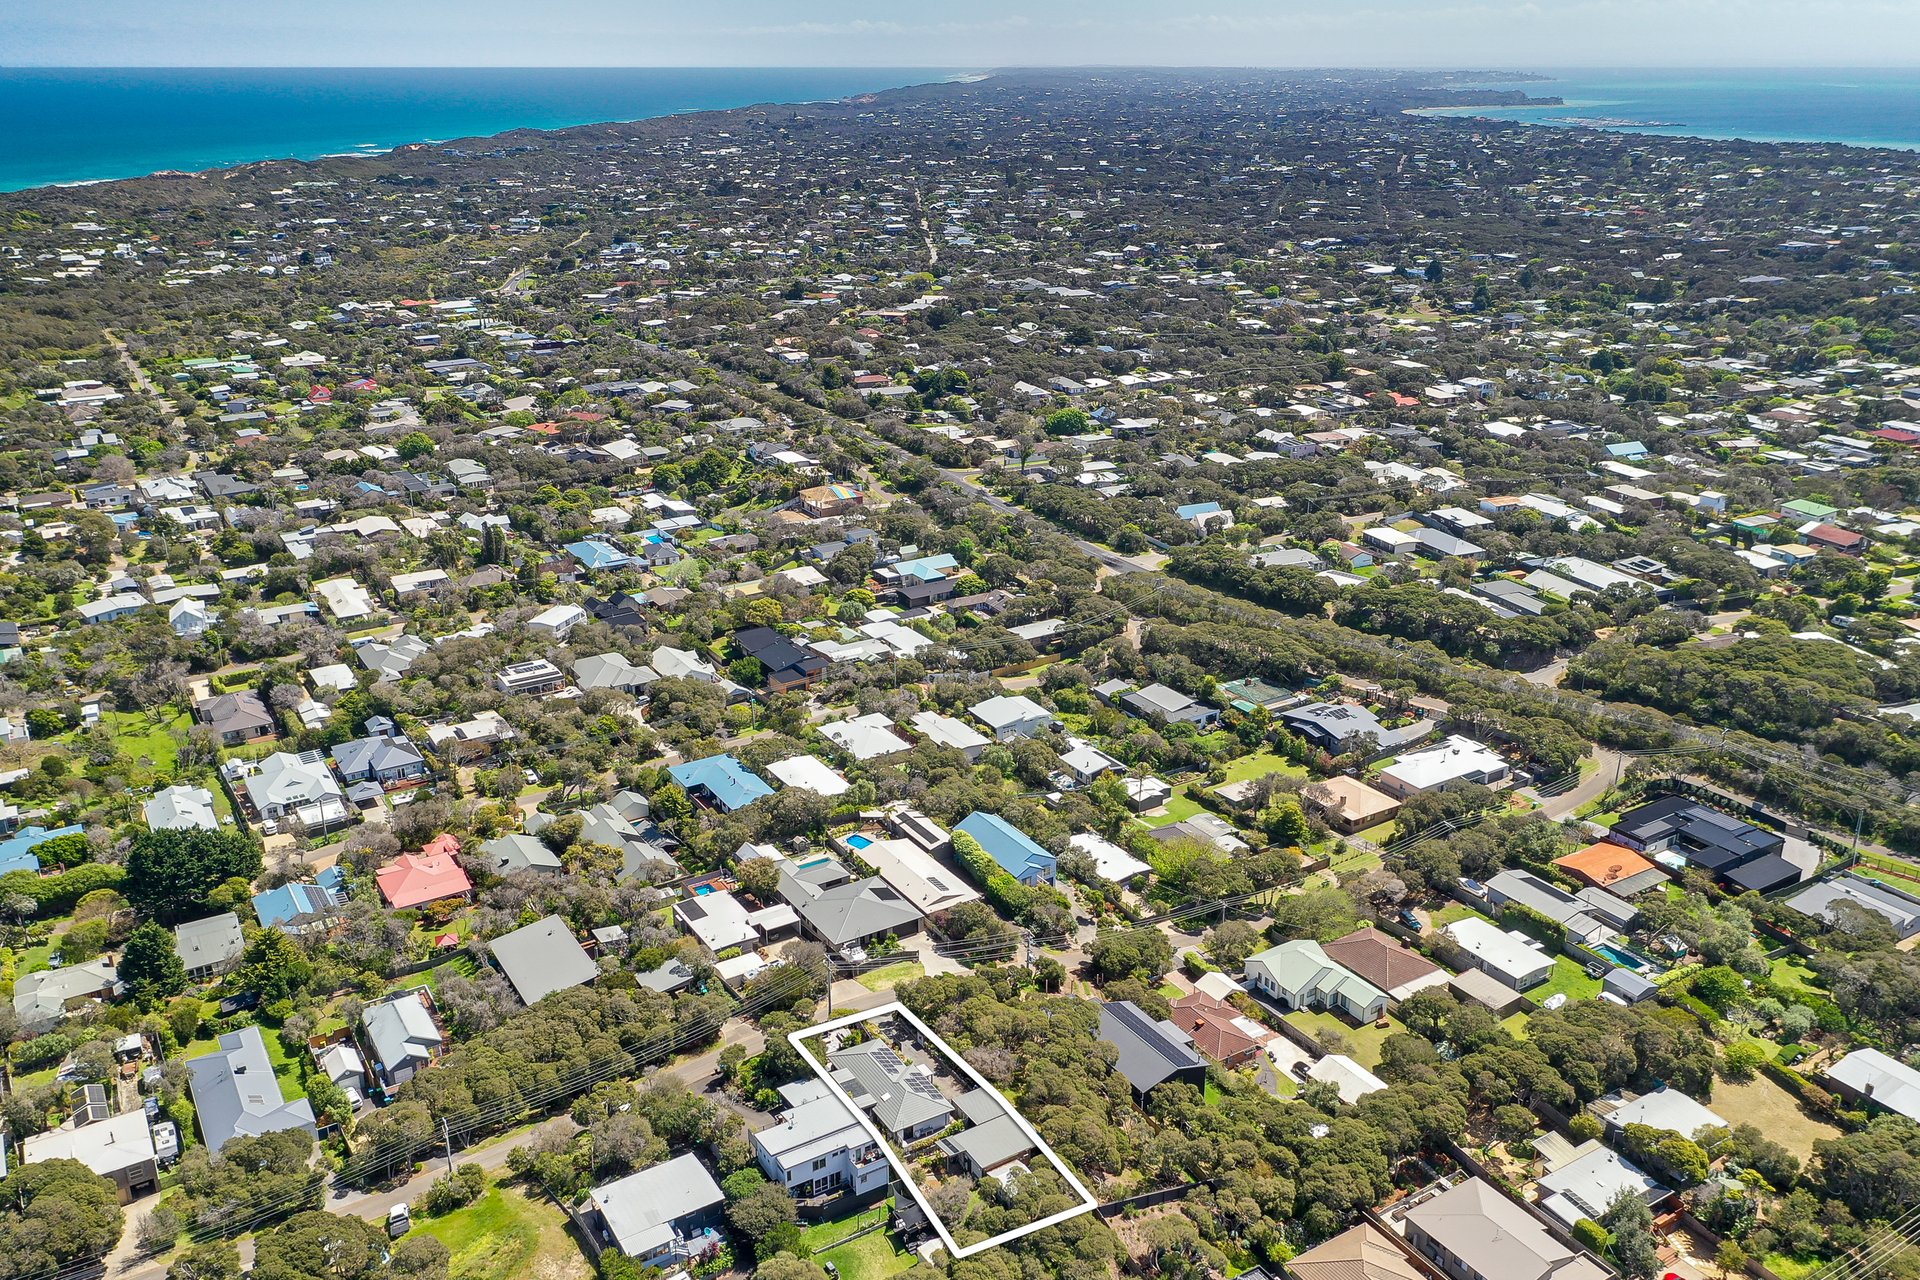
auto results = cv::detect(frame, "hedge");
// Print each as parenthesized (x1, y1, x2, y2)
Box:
(951, 828, 1071, 926)
(0, 863, 128, 917)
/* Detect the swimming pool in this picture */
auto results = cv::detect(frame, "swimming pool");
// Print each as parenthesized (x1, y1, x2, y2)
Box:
(692, 884, 714, 895)
(845, 834, 873, 850)
(1590, 941, 1652, 972)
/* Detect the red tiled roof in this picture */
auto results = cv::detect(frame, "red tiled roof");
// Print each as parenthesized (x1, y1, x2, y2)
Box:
(1169, 992, 1267, 1064)
(376, 852, 472, 909)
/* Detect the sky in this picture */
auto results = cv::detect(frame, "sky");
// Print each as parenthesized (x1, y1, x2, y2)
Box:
(10, 0, 1920, 68)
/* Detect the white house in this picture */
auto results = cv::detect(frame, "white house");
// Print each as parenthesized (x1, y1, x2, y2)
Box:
(969, 694, 1054, 741)
(909, 710, 989, 761)
(1443, 917, 1553, 991)
(1376, 735, 1509, 799)
(144, 784, 220, 832)
(751, 1078, 890, 1201)
(528, 603, 588, 639)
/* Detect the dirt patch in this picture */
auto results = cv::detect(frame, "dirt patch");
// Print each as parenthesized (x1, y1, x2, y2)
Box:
(1711, 1074, 1844, 1161)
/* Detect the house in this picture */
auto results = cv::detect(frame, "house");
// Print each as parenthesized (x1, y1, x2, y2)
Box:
(572, 652, 658, 695)
(194, 690, 276, 746)
(250, 868, 347, 934)
(1805, 522, 1867, 555)
(493, 658, 567, 697)
(174, 913, 245, 981)
(1282, 1223, 1425, 1280)
(1375, 735, 1509, 798)
(1300, 777, 1401, 835)
(798, 482, 865, 518)
(242, 751, 347, 824)
(1243, 940, 1389, 1022)
(968, 693, 1055, 741)
(1174, 501, 1234, 533)
(1826, 1048, 1920, 1122)
(1066, 832, 1153, 882)
(1593, 1086, 1728, 1142)
(955, 811, 1056, 885)
(752, 1078, 889, 1202)
(766, 754, 852, 797)
(1281, 702, 1432, 755)
(426, 709, 516, 762)
(669, 754, 774, 812)
(376, 849, 472, 910)
(1322, 927, 1449, 1002)
(1609, 796, 1796, 890)
(1058, 737, 1123, 785)
(1442, 917, 1553, 991)
(1098, 999, 1208, 1099)
(1551, 842, 1669, 897)
(584, 1154, 726, 1267)
(733, 626, 829, 692)
(314, 577, 376, 621)
(169, 597, 214, 638)
(14, 959, 119, 1034)
(1535, 1145, 1668, 1229)
(566, 540, 634, 573)
(481, 832, 564, 876)
(1122, 682, 1219, 728)
(786, 876, 922, 953)
(828, 1039, 955, 1141)
(489, 915, 598, 1005)
(1484, 869, 1634, 946)
(186, 1026, 318, 1151)
(23, 1110, 160, 1203)
(1308, 1054, 1389, 1105)
(937, 1095, 1037, 1179)
(674, 889, 798, 956)
(332, 732, 427, 787)
(854, 837, 980, 915)
(1167, 992, 1269, 1066)
(1785, 873, 1920, 940)
(1397, 1176, 1608, 1280)
(361, 990, 443, 1088)
(144, 784, 220, 832)
(821, 713, 912, 761)
(909, 710, 990, 761)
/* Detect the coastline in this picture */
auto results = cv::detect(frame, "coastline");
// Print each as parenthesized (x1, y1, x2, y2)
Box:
(0, 66, 971, 194)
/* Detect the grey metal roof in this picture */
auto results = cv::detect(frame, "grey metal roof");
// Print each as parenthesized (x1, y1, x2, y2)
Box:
(1098, 1000, 1205, 1094)
(828, 1041, 953, 1135)
(185, 1026, 317, 1151)
(489, 915, 597, 1005)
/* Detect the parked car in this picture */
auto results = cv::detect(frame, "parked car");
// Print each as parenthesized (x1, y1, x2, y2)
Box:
(387, 1203, 411, 1239)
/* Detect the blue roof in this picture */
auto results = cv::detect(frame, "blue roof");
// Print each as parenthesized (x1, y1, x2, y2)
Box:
(566, 540, 631, 571)
(0, 824, 84, 876)
(1176, 501, 1224, 519)
(252, 880, 343, 929)
(955, 812, 1055, 882)
(1606, 442, 1648, 458)
(891, 553, 958, 583)
(668, 754, 773, 812)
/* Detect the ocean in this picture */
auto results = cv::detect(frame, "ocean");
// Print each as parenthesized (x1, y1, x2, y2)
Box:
(0, 67, 956, 193)
(1423, 68, 1920, 151)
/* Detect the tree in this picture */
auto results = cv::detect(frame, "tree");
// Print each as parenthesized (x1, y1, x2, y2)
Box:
(250, 1211, 388, 1280)
(1088, 928, 1174, 984)
(0, 1158, 125, 1280)
(1203, 920, 1262, 970)
(235, 927, 314, 1003)
(724, 1176, 798, 1259)
(396, 431, 436, 461)
(120, 921, 189, 1007)
(126, 828, 262, 921)
(169, 1241, 244, 1280)
(1692, 965, 1746, 1014)
(754, 1257, 829, 1280)
(25, 707, 66, 739)
(1043, 407, 1091, 436)
(1715, 1240, 1748, 1279)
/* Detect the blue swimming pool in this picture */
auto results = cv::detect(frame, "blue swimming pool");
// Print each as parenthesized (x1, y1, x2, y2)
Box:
(1591, 941, 1651, 972)
(845, 834, 873, 850)
(692, 884, 714, 895)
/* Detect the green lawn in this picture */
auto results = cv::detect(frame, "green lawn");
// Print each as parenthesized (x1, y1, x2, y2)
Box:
(804, 1202, 913, 1280)
(75, 708, 192, 787)
(1500, 1011, 1532, 1040)
(1136, 787, 1207, 828)
(1281, 1009, 1404, 1070)
(1203, 1079, 1229, 1106)
(1428, 902, 1485, 929)
(1532, 956, 1604, 1005)
(411, 1187, 589, 1280)
(854, 960, 923, 991)
(1769, 954, 1822, 998)
(1222, 750, 1307, 785)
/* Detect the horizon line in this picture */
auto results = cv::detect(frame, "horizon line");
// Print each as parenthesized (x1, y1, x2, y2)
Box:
(4, 62, 1920, 71)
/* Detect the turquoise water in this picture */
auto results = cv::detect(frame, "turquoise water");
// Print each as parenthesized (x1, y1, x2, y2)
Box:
(0, 67, 955, 193)
(845, 834, 873, 850)
(1422, 68, 1920, 151)
(1590, 941, 1652, 972)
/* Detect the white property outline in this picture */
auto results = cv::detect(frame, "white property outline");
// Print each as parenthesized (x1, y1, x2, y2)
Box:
(786, 1000, 1097, 1258)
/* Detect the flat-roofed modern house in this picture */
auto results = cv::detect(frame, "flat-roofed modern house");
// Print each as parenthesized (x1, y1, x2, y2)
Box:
(492, 658, 567, 698)
(1376, 735, 1509, 799)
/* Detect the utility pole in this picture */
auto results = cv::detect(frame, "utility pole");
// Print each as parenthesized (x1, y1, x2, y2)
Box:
(441, 1116, 455, 1178)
